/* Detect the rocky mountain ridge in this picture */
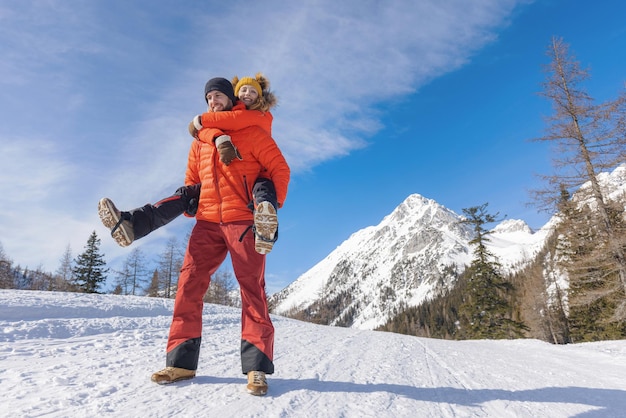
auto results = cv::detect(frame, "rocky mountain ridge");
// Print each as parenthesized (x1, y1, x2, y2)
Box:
(271, 194, 552, 329)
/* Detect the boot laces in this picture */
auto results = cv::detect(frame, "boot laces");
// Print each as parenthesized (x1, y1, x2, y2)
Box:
(251, 371, 266, 385)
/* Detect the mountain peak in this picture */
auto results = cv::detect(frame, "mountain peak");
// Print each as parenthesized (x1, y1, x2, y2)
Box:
(271, 194, 478, 329)
(492, 219, 532, 234)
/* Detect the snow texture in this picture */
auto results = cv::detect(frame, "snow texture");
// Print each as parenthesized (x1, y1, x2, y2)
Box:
(1, 289, 625, 417)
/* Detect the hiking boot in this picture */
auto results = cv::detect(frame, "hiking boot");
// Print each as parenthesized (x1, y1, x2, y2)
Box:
(98, 198, 134, 247)
(246, 371, 268, 396)
(253, 201, 278, 255)
(151, 367, 196, 385)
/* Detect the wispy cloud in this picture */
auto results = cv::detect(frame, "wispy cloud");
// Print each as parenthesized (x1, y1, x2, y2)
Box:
(179, 0, 523, 170)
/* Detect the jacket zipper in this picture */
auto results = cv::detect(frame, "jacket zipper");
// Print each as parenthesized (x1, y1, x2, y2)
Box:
(212, 147, 224, 223)
(243, 175, 251, 208)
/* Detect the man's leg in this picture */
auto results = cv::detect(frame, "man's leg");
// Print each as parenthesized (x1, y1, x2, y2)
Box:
(165, 220, 227, 367)
(152, 220, 227, 384)
(224, 221, 275, 374)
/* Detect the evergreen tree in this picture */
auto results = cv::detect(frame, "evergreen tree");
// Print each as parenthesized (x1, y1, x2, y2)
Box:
(72, 231, 108, 293)
(458, 204, 528, 339)
(376, 272, 463, 340)
(556, 198, 626, 341)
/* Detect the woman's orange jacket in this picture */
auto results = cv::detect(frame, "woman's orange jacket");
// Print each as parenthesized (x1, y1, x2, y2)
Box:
(198, 107, 273, 136)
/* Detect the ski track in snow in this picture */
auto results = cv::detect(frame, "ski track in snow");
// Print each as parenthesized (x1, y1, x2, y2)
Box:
(1, 290, 626, 417)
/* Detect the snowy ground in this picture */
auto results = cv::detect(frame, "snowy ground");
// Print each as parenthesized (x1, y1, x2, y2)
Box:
(1, 290, 625, 417)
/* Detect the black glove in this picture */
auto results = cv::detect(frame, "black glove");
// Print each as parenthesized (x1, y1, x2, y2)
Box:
(185, 198, 198, 217)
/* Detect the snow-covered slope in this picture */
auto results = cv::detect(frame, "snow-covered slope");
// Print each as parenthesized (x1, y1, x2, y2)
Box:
(2, 290, 625, 418)
(272, 194, 550, 329)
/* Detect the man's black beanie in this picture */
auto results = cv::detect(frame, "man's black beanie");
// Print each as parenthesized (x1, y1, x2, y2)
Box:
(204, 77, 237, 104)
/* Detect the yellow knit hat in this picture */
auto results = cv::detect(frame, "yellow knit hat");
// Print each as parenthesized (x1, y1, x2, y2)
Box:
(234, 76, 263, 97)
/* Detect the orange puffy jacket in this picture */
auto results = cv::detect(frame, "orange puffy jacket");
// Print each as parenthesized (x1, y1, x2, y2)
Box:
(198, 107, 273, 136)
(185, 105, 290, 223)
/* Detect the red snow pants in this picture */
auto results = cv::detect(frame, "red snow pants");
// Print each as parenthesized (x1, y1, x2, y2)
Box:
(165, 220, 274, 374)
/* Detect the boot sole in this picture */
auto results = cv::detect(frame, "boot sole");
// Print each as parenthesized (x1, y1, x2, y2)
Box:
(98, 198, 133, 247)
(253, 202, 278, 255)
(246, 386, 268, 396)
(152, 374, 195, 385)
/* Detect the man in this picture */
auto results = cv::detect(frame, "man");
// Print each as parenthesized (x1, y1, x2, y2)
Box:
(151, 77, 290, 396)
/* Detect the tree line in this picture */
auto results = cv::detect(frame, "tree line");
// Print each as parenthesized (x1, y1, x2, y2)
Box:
(0, 231, 238, 307)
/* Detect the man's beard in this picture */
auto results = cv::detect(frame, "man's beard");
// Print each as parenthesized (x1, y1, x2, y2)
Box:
(210, 100, 233, 112)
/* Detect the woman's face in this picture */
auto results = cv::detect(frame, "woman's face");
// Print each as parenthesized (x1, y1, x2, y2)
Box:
(238, 85, 260, 107)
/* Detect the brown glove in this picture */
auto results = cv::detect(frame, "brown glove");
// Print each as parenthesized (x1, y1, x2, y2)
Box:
(188, 115, 202, 139)
(188, 121, 198, 138)
(215, 135, 242, 165)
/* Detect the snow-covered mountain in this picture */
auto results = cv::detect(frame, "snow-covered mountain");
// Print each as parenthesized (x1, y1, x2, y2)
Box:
(272, 165, 626, 331)
(271, 194, 552, 330)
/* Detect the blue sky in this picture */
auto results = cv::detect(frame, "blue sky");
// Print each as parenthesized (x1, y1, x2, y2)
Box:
(1, 0, 625, 294)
